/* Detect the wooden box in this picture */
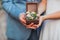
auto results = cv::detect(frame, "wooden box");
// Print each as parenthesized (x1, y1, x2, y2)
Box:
(26, 2, 38, 13)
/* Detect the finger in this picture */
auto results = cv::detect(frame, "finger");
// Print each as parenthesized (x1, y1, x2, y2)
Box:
(21, 21, 26, 26)
(37, 19, 42, 28)
(26, 23, 34, 28)
(30, 23, 34, 26)
(27, 27, 36, 30)
(20, 20, 26, 24)
(33, 25, 37, 28)
(32, 24, 40, 28)
(27, 25, 37, 29)
(20, 18, 26, 23)
(32, 25, 38, 29)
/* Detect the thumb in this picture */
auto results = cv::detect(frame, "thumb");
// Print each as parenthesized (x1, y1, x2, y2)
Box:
(30, 23, 34, 26)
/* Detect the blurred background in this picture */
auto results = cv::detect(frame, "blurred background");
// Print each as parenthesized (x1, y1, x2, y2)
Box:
(0, 0, 2, 9)
(0, 0, 7, 40)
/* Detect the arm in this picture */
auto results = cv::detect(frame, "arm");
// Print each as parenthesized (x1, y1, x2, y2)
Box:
(30, 11, 60, 29)
(2, 0, 25, 20)
(38, 0, 47, 15)
(43, 11, 60, 20)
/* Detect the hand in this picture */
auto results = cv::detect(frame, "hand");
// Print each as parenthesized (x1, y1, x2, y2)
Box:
(25, 23, 37, 29)
(19, 13, 26, 24)
(19, 13, 36, 29)
(27, 16, 45, 29)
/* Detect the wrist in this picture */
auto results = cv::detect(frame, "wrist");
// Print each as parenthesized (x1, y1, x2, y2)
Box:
(41, 15, 47, 21)
(19, 13, 25, 19)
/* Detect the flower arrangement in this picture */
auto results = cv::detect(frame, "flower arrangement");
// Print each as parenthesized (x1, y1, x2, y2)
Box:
(26, 11, 39, 25)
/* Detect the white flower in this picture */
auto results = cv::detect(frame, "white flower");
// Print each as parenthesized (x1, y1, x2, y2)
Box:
(26, 11, 38, 20)
(26, 14, 31, 17)
(30, 16, 34, 19)
(26, 11, 30, 14)
(31, 12, 36, 14)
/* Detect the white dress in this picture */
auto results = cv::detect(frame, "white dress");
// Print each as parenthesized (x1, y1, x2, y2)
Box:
(39, 0, 60, 40)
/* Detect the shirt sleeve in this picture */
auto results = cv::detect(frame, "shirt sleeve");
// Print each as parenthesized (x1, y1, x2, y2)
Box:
(2, 1, 25, 20)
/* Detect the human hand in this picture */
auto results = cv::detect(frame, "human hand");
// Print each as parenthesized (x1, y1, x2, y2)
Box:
(19, 13, 37, 29)
(27, 16, 45, 29)
(19, 13, 26, 24)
